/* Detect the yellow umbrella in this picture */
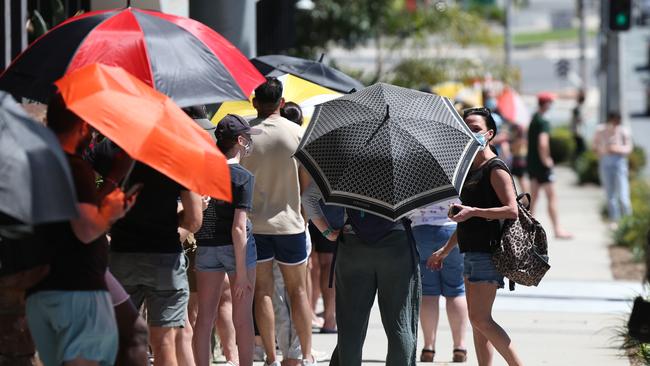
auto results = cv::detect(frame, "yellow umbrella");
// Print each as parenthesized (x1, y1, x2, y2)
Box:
(212, 74, 342, 126)
(431, 82, 482, 107)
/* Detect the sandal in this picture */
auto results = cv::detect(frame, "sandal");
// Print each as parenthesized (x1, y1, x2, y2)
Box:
(453, 348, 467, 362)
(420, 349, 435, 362)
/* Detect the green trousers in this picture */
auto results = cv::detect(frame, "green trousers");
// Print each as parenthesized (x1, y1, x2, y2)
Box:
(329, 231, 421, 366)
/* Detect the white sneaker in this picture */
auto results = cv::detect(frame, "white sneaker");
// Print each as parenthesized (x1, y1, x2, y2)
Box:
(265, 360, 281, 366)
(302, 357, 318, 366)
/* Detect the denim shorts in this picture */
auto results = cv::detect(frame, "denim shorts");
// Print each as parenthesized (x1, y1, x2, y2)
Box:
(195, 236, 257, 273)
(463, 252, 505, 289)
(109, 252, 189, 327)
(254, 232, 308, 265)
(26, 291, 118, 366)
(414, 225, 464, 297)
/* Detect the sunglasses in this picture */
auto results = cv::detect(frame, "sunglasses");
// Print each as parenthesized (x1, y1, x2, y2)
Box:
(463, 107, 491, 119)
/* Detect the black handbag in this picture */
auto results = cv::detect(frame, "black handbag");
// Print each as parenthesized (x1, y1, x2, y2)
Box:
(628, 297, 650, 343)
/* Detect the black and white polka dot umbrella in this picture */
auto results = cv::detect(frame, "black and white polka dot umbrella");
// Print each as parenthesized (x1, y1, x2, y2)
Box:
(294, 83, 481, 221)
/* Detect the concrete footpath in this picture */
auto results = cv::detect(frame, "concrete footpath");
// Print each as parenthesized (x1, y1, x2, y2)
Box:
(248, 167, 641, 366)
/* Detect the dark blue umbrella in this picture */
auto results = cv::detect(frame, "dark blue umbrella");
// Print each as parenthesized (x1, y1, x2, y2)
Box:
(251, 54, 365, 94)
(0, 92, 78, 225)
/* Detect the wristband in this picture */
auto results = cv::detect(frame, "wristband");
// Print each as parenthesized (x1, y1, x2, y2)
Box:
(321, 227, 333, 238)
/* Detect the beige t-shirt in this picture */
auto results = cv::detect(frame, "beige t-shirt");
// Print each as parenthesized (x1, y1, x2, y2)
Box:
(241, 114, 305, 235)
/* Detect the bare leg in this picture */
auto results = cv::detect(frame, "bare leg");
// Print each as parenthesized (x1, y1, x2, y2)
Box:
(310, 252, 321, 315)
(529, 179, 541, 215)
(114, 299, 149, 366)
(420, 295, 440, 351)
(150, 326, 178, 366)
(176, 316, 194, 366)
(254, 261, 278, 363)
(216, 279, 239, 363)
(227, 268, 257, 366)
(466, 281, 523, 366)
(446, 295, 469, 350)
(543, 183, 573, 239)
(279, 262, 314, 362)
(318, 252, 336, 330)
(192, 271, 225, 366)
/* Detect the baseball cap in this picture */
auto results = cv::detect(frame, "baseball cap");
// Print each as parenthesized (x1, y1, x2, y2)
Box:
(215, 114, 261, 140)
(537, 92, 556, 104)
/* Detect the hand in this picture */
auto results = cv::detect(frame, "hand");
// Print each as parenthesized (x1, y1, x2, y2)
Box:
(201, 196, 210, 211)
(326, 229, 340, 241)
(232, 275, 253, 299)
(543, 157, 554, 168)
(101, 188, 128, 222)
(426, 248, 449, 271)
(448, 204, 474, 223)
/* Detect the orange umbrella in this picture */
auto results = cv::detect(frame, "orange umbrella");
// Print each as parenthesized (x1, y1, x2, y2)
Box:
(55, 63, 231, 202)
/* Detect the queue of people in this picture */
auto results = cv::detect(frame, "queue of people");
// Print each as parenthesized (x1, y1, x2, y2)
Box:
(7, 68, 623, 366)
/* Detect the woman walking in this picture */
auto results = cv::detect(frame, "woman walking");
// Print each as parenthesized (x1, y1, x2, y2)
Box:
(427, 107, 523, 366)
(192, 114, 260, 366)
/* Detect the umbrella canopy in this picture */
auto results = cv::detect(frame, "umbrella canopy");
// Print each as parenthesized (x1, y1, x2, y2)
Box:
(252, 54, 365, 94)
(498, 87, 531, 126)
(295, 83, 482, 221)
(212, 74, 342, 126)
(0, 92, 78, 225)
(0, 7, 264, 107)
(55, 63, 231, 202)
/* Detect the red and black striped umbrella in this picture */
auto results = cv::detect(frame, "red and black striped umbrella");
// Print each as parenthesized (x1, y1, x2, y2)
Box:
(0, 7, 264, 107)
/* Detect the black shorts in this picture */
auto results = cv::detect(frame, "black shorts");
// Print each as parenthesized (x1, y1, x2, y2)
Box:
(511, 156, 527, 178)
(529, 167, 554, 184)
(308, 222, 337, 254)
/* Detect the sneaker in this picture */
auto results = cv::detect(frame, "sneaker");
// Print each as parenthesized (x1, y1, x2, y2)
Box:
(254, 345, 266, 362)
(302, 357, 318, 366)
(265, 360, 281, 366)
(312, 349, 328, 362)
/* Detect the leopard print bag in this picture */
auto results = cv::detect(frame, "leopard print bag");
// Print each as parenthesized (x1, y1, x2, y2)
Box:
(492, 192, 550, 290)
(487, 159, 550, 290)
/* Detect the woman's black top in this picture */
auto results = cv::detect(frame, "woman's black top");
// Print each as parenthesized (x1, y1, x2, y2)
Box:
(457, 158, 510, 253)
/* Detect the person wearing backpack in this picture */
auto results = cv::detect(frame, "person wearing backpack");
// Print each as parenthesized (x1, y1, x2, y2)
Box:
(427, 107, 523, 366)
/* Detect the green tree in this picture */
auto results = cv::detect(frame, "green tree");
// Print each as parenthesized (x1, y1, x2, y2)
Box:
(292, 1, 498, 83)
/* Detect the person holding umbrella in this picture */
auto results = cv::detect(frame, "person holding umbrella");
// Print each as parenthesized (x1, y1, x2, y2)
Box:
(25, 92, 135, 366)
(427, 107, 523, 366)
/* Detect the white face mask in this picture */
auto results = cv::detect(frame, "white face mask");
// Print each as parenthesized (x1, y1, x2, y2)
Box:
(242, 138, 252, 157)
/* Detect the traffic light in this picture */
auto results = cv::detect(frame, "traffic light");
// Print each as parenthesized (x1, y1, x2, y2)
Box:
(556, 59, 570, 79)
(609, 0, 632, 31)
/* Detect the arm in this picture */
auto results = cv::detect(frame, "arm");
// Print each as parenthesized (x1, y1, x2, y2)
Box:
(301, 182, 339, 240)
(450, 169, 518, 222)
(71, 188, 131, 244)
(611, 128, 633, 155)
(298, 165, 311, 195)
(178, 191, 203, 233)
(426, 229, 458, 270)
(231, 208, 253, 299)
(538, 132, 553, 168)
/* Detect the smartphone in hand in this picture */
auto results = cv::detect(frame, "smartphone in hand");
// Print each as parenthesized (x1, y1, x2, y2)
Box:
(125, 183, 144, 200)
(448, 204, 461, 218)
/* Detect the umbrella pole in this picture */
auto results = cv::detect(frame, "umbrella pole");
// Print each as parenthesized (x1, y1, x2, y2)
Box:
(120, 160, 136, 190)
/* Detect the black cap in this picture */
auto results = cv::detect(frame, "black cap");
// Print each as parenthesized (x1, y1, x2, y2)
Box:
(215, 114, 261, 140)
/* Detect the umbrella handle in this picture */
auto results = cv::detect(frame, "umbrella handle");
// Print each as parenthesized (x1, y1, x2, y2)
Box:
(120, 160, 136, 191)
(318, 53, 324, 63)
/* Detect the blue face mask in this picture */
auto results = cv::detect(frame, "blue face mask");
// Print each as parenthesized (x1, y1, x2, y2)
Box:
(474, 131, 489, 150)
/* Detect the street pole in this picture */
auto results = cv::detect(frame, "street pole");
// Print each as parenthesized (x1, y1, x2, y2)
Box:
(578, 0, 588, 93)
(504, 0, 513, 70)
(599, 0, 626, 123)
